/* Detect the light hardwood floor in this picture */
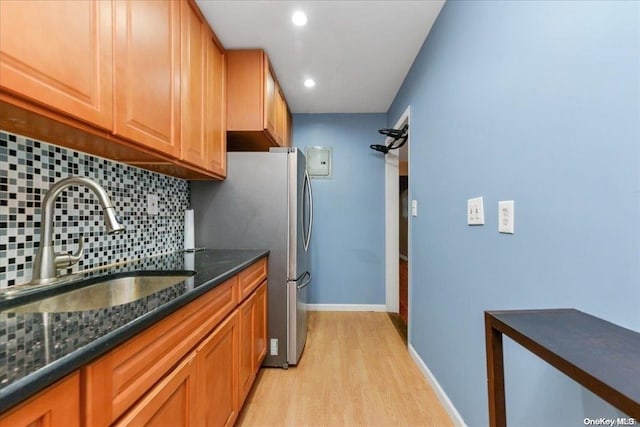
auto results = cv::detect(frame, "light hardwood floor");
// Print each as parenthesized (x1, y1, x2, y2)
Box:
(237, 311, 453, 427)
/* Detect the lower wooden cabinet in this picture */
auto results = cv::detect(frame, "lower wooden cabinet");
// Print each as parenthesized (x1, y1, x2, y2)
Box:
(118, 310, 242, 427)
(0, 257, 268, 427)
(0, 372, 80, 427)
(238, 280, 268, 407)
(196, 310, 239, 427)
(83, 277, 237, 427)
(254, 282, 268, 368)
(114, 353, 198, 427)
(238, 291, 256, 404)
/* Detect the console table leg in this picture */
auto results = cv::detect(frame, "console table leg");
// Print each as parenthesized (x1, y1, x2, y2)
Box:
(486, 314, 506, 427)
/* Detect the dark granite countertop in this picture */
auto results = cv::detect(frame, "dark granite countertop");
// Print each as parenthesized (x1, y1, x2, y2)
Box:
(0, 249, 269, 413)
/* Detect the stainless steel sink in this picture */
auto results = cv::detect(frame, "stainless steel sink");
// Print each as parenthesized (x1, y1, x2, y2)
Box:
(8, 275, 192, 313)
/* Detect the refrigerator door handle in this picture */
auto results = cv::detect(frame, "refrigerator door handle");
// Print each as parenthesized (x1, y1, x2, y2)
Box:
(303, 169, 313, 251)
(296, 271, 312, 290)
(291, 270, 307, 282)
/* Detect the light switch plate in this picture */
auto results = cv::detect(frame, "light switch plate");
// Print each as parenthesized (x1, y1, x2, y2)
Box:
(467, 197, 484, 225)
(498, 200, 514, 234)
(411, 200, 418, 217)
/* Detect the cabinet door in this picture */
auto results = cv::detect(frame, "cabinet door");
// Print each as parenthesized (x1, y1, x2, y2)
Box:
(0, 0, 113, 130)
(286, 107, 293, 147)
(238, 292, 256, 406)
(288, 109, 294, 146)
(0, 372, 80, 427)
(113, 0, 181, 157)
(263, 65, 277, 141)
(196, 311, 239, 427)
(205, 32, 226, 177)
(274, 87, 285, 146)
(225, 50, 263, 132)
(254, 281, 268, 368)
(178, 0, 225, 177)
(282, 105, 290, 148)
(115, 353, 197, 427)
(180, 0, 208, 170)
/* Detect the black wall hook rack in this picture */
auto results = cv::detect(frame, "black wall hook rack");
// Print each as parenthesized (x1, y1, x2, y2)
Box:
(370, 124, 408, 154)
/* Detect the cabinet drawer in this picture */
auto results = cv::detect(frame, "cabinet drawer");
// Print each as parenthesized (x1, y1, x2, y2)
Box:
(83, 276, 238, 427)
(114, 353, 197, 427)
(0, 372, 80, 427)
(238, 257, 267, 301)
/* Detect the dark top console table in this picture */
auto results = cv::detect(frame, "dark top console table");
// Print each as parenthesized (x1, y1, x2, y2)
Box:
(485, 309, 640, 426)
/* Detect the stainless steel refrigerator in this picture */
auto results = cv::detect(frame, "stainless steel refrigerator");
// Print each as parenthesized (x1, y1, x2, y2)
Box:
(190, 148, 313, 368)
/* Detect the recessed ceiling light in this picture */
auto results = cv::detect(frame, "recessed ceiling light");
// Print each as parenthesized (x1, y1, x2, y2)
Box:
(292, 11, 307, 26)
(304, 79, 315, 88)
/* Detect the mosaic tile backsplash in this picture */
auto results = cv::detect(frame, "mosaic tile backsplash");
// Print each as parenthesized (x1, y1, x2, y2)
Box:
(0, 131, 190, 287)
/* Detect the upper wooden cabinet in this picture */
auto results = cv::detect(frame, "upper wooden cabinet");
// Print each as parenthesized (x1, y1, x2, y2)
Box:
(0, 0, 226, 180)
(275, 87, 292, 148)
(226, 49, 292, 151)
(284, 106, 293, 147)
(274, 86, 285, 147)
(180, 0, 226, 178)
(204, 27, 227, 177)
(113, 0, 181, 157)
(180, 0, 206, 169)
(264, 66, 278, 141)
(0, 0, 113, 131)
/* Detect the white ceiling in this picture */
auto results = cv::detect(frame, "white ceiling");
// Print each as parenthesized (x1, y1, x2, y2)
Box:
(195, 1, 445, 114)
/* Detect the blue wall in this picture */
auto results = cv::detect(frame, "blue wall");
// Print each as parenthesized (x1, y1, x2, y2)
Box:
(388, 1, 640, 426)
(293, 114, 387, 305)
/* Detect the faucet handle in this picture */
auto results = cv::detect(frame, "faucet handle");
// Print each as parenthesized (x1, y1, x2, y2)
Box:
(54, 234, 85, 269)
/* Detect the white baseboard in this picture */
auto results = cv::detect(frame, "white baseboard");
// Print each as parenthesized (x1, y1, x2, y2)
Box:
(306, 304, 387, 312)
(408, 344, 467, 427)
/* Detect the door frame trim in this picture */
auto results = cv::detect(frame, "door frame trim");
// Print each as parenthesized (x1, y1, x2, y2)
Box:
(384, 106, 410, 321)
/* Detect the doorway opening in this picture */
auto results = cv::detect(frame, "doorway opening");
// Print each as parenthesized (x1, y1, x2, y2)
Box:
(385, 107, 410, 344)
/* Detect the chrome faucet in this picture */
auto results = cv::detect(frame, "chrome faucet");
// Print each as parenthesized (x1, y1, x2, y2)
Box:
(31, 176, 125, 284)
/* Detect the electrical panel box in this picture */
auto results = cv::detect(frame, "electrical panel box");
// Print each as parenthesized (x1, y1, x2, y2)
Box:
(305, 146, 332, 178)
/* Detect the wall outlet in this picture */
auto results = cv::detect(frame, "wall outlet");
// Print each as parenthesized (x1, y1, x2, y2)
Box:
(467, 197, 484, 225)
(270, 338, 278, 356)
(498, 200, 514, 234)
(147, 194, 159, 215)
